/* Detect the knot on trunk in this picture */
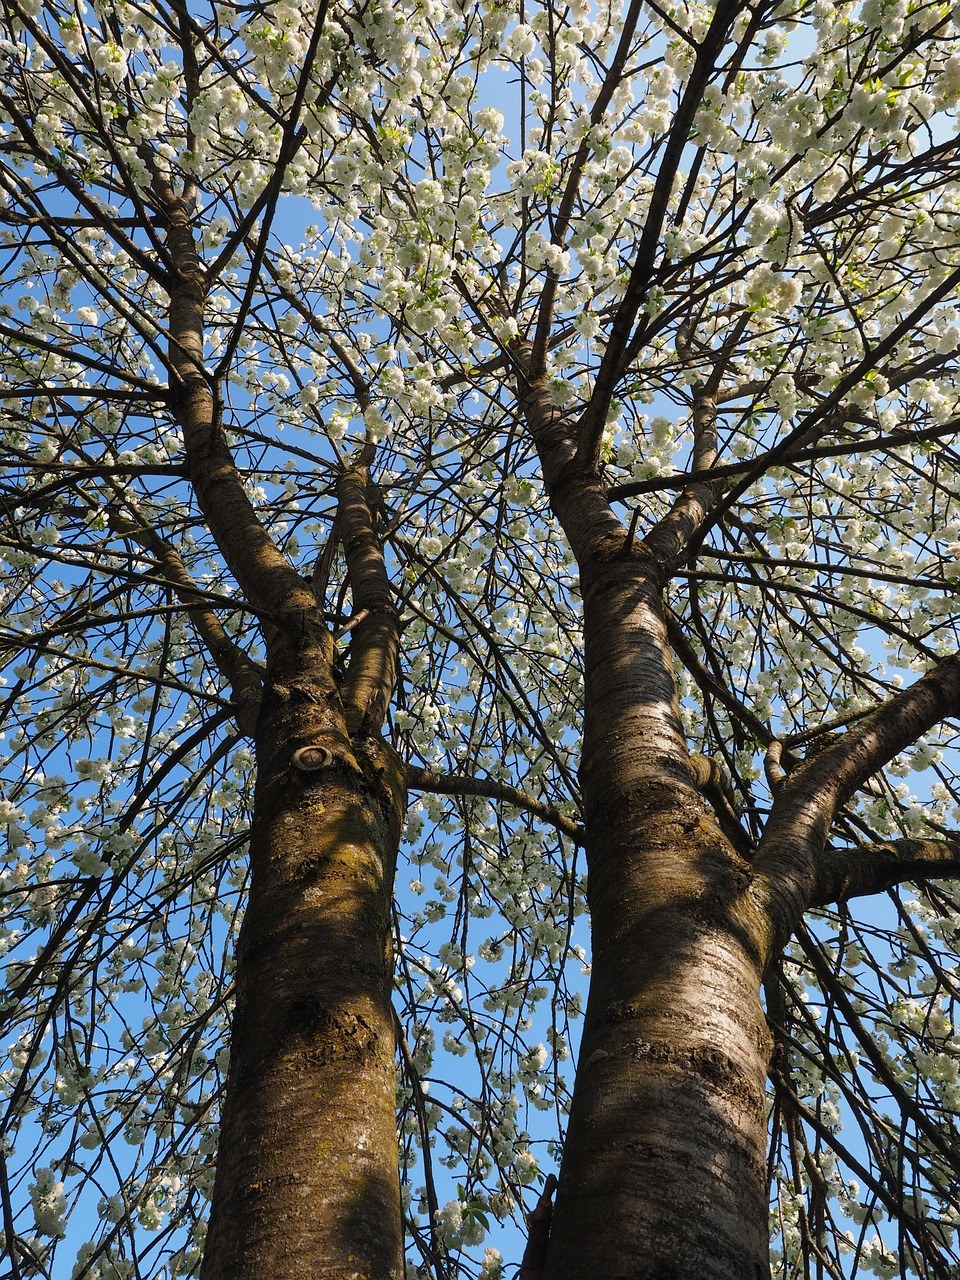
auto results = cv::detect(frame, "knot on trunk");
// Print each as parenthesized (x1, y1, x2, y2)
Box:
(292, 745, 336, 771)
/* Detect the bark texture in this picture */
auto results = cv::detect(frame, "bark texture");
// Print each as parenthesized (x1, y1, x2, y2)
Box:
(516, 327, 960, 1276)
(752, 654, 960, 955)
(156, 183, 406, 1279)
(542, 552, 772, 1280)
(518, 354, 773, 1280)
(200, 637, 406, 1280)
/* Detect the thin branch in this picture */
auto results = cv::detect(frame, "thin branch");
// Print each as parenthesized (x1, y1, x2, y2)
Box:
(106, 507, 263, 734)
(407, 765, 583, 842)
(0, 1149, 22, 1280)
(0, 319, 163, 392)
(686, 259, 960, 557)
(529, 0, 645, 374)
(666, 609, 772, 746)
(577, 0, 742, 466)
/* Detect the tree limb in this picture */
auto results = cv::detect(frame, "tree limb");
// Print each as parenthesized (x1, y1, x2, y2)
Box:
(688, 752, 752, 857)
(665, 610, 772, 747)
(640, 313, 748, 570)
(153, 172, 323, 635)
(529, 0, 645, 375)
(808, 837, 960, 909)
(686, 258, 960, 559)
(407, 765, 583, 843)
(576, 0, 742, 466)
(751, 655, 960, 957)
(519, 1174, 559, 1280)
(606, 416, 960, 502)
(106, 507, 264, 735)
(337, 468, 400, 736)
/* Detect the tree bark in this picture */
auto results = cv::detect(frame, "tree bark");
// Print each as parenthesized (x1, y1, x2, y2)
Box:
(200, 632, 406, 1280)
(518, 355, 773, 1280)
(155, 176, 407, 1280)
(541, 553, 772, 1280)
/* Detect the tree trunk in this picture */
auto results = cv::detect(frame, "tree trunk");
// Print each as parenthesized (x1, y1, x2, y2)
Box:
(200, 635, 406, 1280)
(543, 555, 772, 1280)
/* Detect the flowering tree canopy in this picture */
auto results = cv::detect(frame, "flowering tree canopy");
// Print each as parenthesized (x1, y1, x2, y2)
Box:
(2, 0, 960, 1277)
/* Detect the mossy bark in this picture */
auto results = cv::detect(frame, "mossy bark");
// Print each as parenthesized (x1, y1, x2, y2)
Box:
(157, 183, 406, 1280)
(200, 640, 405, 1280)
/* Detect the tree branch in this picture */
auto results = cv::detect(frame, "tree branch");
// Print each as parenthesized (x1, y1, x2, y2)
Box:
(513, 341, 626, 568)
(808, 837, 960, 909)
(407, 765, 583, 843)
(107, 507, 263, 735)
(606, 417, 960, 503)
(529, 0, 645, 375)
(337, 468, 400, 736)
(576, 0, 742, 466)
(665, 610, 772, 747)
(752, 655, 960, 958)
(152, 173, 323, 635)
(685, 258, 960, 559)
(688, 752, 752, 857)
(519, 1174, 559, 1280)
(639, 313, 748, 569)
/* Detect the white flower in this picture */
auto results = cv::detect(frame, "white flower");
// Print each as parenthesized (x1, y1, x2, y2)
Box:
(480, 1246, 503, 1277)
(508, 23, 536, 57)
(379, 367, 405, 397)
(30, 1168, 66, 1237)
(414, 178, 443, 208)
(91, 42, 128, 82)
(746, 202, 782, 247)
(475, 107, 505, 135)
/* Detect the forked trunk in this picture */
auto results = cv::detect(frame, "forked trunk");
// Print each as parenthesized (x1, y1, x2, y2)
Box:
(200, 648, 406, 1280)
(157, 175, 406, 1279)
(542, 556, 772, 1280)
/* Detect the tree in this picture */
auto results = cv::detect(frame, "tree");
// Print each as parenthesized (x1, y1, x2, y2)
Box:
(2, 0, 960, 1276)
